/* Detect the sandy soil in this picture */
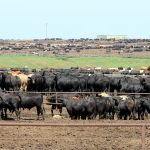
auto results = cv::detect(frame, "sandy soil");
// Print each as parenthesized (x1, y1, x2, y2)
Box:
(2, 48, 150, 58)
(0, 124, 143, 150)
(0, 102, 150, 150)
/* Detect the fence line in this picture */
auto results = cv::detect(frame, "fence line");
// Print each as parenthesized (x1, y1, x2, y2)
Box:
(0, 122, 149, 127)
(4, 91, 150, 106)
(3, 90, 150, 95)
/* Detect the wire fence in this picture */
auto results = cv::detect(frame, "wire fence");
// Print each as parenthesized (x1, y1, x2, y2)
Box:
(3, 90, 150, 106)
(3, 90, 150, 95)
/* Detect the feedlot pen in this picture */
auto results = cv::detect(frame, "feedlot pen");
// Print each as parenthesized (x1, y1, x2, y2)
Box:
(0, 92, 150, 150)
(0, 122, 149, 150)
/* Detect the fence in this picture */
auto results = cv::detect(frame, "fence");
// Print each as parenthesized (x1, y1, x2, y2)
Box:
(1, 91, 150, 149)
(4, 90, 150, 105)
(0, 122, 149, 150)
(4, 90, 150, 95)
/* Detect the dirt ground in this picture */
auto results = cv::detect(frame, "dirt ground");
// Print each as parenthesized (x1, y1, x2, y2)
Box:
(2, 48, 150, 58)
(0, 101, 150, 150)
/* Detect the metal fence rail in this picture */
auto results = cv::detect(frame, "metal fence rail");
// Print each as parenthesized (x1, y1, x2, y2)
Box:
(3, 90, 150, 95)
(0, 122, 149, 150)
(3, 91, 150, 106)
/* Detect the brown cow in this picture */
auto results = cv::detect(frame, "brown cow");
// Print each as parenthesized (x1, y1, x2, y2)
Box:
(10, 71, 28, 91)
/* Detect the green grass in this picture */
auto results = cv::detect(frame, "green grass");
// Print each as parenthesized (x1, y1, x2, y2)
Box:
(0, 55, 149, 69)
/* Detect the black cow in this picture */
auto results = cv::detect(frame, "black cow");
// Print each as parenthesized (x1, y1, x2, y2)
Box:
(46, 94, 63, 116)
(109, 77, 121, 92)
(62, 98, 86, 119)
(44, 74, 56, 92)
(17, 93, 44, 120)
(1, 73, 21, 91)
(47, 93, 80, 118)
(84, 96, 97, 119)
(120, 76, 144, 93)
(27, 74, 45, 91)
(95, 95, 118, 119)
(140, 77, 150, 93)
(116, 96, 135, 120)
(88, 74, 110, 92)
(57, 74, 80, 92)
(0, 72, 3, 90)
(134, 97, 147, 120)
(0, 93, 20, 120)
(136, 96, 150, 120)
(62, 95, 96, 120)
(87, 74, 96, 92)
(78, 74, 88, 92)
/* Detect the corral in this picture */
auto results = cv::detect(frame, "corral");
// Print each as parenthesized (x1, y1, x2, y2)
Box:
(0, 94, 150, 150)
(0, 38, 150, 150)
(1, 67, 150, 149)
(0, 91, 149, 150)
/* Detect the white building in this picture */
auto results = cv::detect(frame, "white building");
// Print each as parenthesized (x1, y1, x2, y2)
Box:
(97, 35, 128, 40)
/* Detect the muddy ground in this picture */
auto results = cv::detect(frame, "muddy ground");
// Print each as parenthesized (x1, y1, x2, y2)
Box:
(0, 100, 150, 150)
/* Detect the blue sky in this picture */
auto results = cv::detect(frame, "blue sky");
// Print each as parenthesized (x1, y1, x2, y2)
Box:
(0, 0, 149, 39)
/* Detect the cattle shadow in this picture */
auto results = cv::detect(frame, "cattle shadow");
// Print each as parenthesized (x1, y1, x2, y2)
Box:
(21, 118, 35, 120)
(0, 117, 15, 121)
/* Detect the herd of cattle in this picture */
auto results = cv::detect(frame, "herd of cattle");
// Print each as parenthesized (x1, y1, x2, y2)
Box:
(0, 91, 150, 121)
(0, 68, 150, 121)
(0, 68, 150, 93)
(47, 92, 150, 120)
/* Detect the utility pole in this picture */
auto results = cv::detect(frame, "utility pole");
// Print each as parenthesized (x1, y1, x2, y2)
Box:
(45, 23, 48, 39)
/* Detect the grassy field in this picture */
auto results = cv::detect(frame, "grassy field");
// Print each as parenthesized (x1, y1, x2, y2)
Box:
(0, 55, 149, 69)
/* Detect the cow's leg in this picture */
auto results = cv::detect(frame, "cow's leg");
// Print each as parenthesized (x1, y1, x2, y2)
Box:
(124, 114, 127, 120)
(81, 113, 86, 120)
(71, 115, 76, 120)
(25, 85, 27, 92)
(51, 105, 55, 116)
(138, 111, 141, 120)
(58, 105, 62, 116)
(98, 113, 101, 119)
(145, 110, 148, 119)
(4, 108, 7, 119)
(1, 109, 4, 118)
(111, 110, 115, 120)
(20, 86, 23, 91)
(90, 114, 95, 119)
(103, 112, 107, 119)
(59, 109, 62, 116)
(40, 107, 44, 120)
(118, 112, 122, 120)
(87, 112, 93, 120)
(51, 109, 54, 116)
(0, 109, 4, 119)
(132, 110, 137, 120)
(15, 109, 20, 120)
(141, 112, 145, 120)
(36, 107, 40, 120)
(74, 114, 78, 120)
(129, 112, 132, 120)
(49, 87, 52, 92)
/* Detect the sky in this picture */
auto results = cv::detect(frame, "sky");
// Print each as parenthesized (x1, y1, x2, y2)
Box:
(0, 0, 150, 39)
